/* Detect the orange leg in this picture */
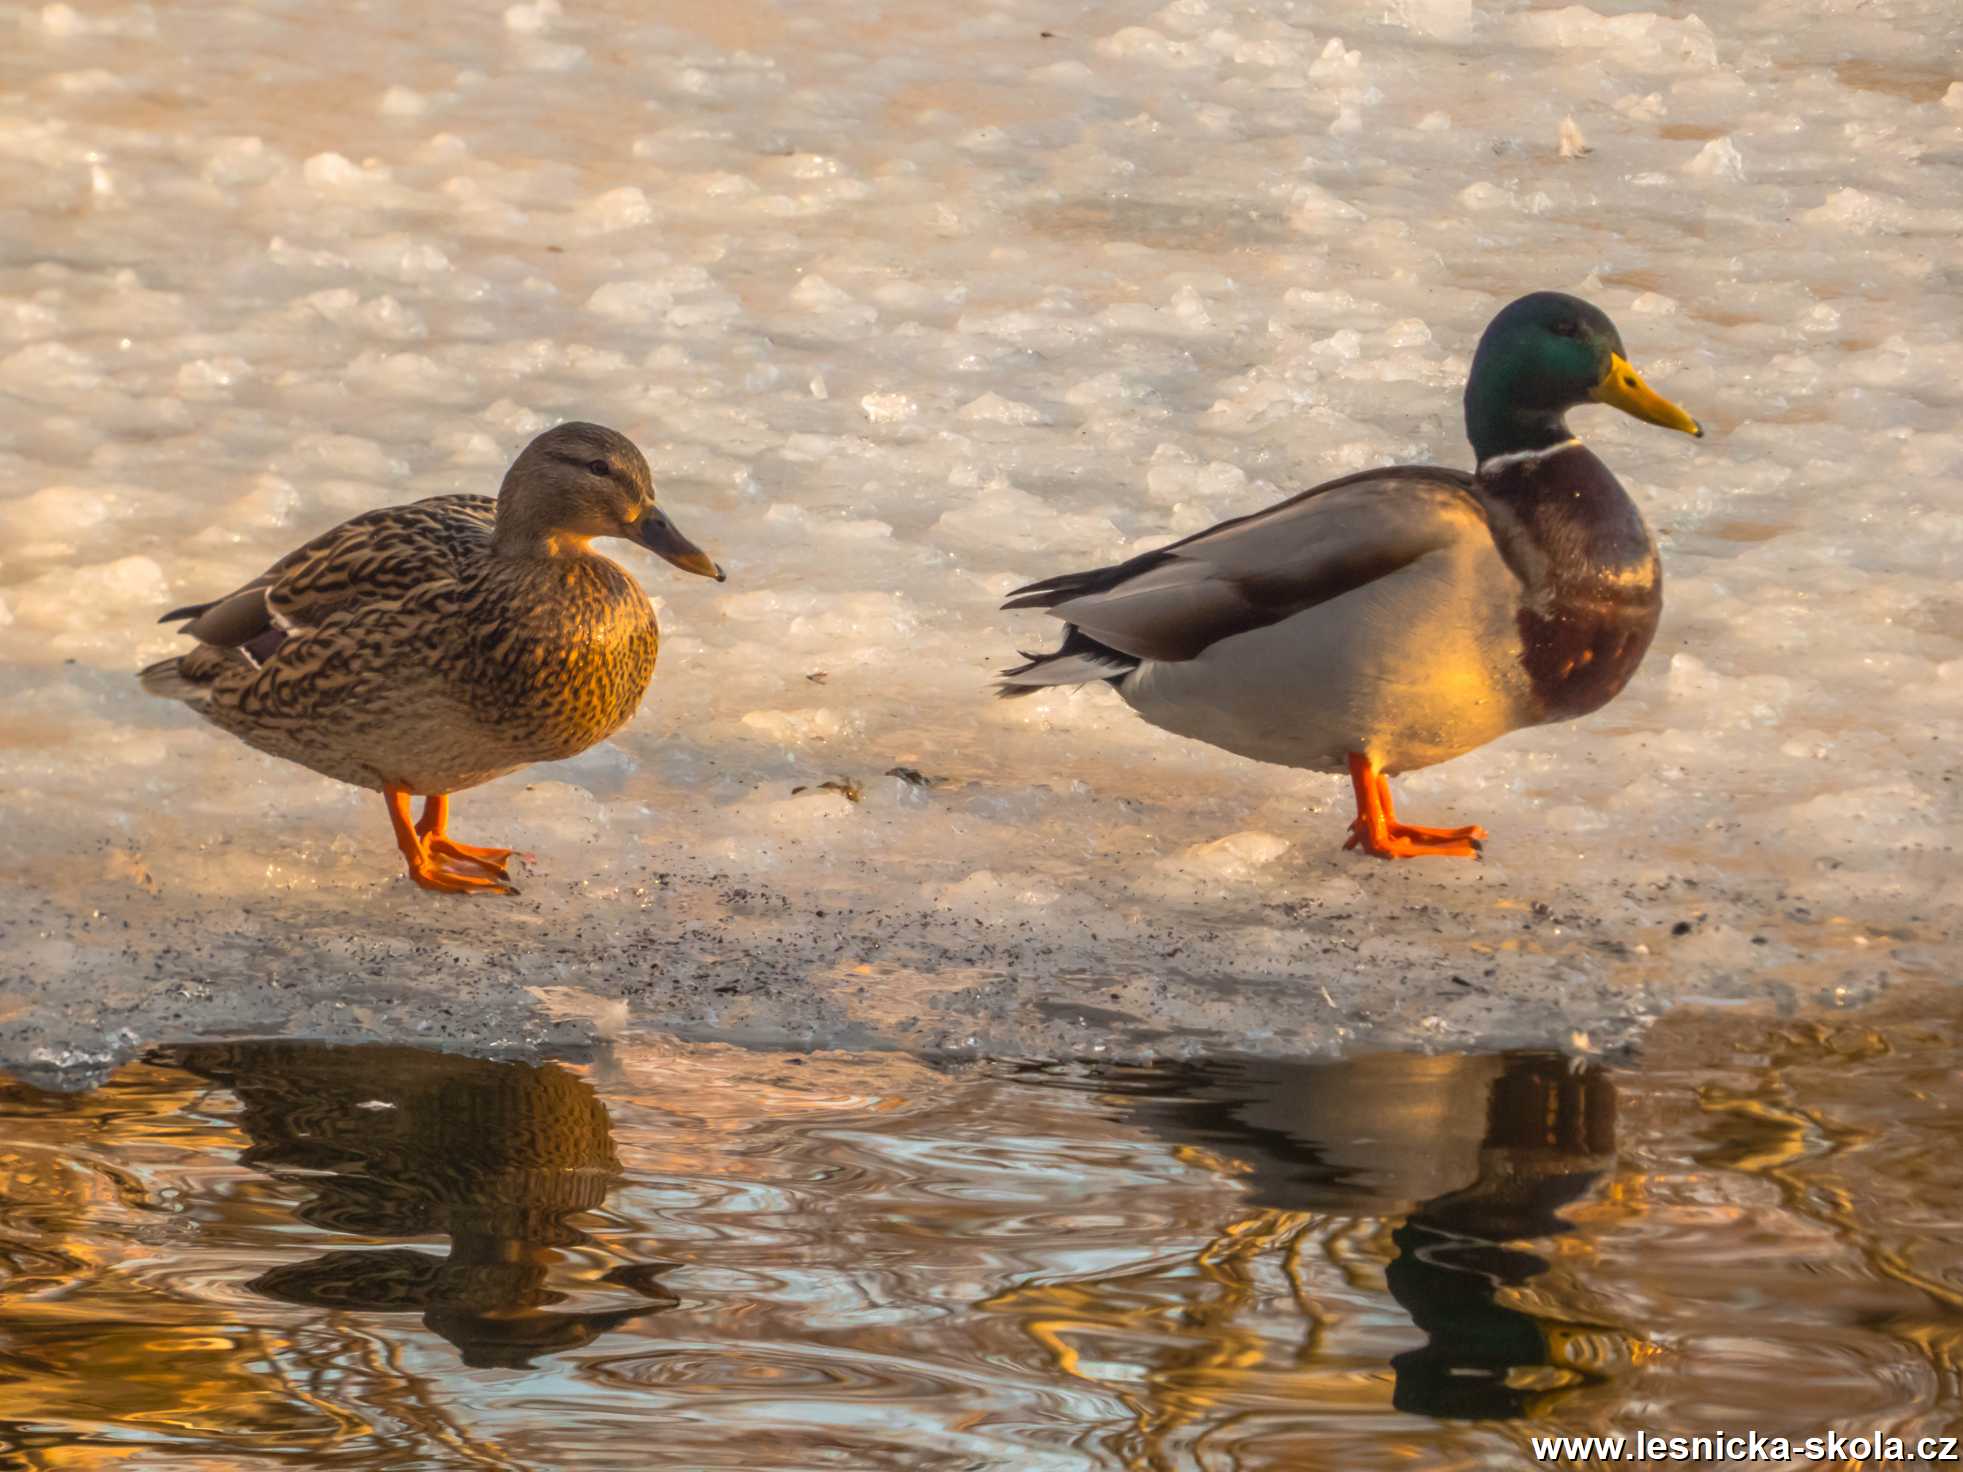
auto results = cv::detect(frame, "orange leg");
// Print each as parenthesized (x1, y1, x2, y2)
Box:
(1372, 770, 1488, 846)
(1341, 753, 1487, 860)
(413, 792, 519, 880)
(384, 787, 517, 895)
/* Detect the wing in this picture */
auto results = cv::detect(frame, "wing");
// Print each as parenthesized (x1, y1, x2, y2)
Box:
(1003, 467, 1488, 663)
(161, 495, 497, 655)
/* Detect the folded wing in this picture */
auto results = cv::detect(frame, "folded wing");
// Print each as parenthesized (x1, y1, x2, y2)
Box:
(159, 495, 498, 660)
(1005, 467, 1485, 665)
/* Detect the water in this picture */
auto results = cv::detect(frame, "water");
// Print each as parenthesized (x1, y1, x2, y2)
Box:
(7, 996, 1961, 1469)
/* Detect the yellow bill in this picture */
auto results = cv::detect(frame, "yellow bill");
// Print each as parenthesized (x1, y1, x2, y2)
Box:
(1591, 353, 1703, 437)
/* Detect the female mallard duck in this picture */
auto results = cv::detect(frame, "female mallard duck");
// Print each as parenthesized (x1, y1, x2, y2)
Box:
(999, 291, 1702, 859)
(140, 422, 724, 894)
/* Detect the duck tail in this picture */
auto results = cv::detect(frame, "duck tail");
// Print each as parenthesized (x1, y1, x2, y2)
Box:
(139, 655, 215, 703)
(996, 625, 1139, 699)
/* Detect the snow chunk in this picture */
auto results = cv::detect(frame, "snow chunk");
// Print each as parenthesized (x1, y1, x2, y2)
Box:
(379, 86, 428, 117)
(37, 2, 86, 34)
(576, 186, 655, 234)
(932, 870, 1062, 911)
(1145, 444, 1246, 505)
(202, 135, 276, 186)
(1802, 187, 1902, 234)
(504, 0, 559, 32)
(740, 708, 851, 746)
(1456, 181, 1511, 211)
(12, 555, 169, 637)
(860, 392, 918, 424)
(1309, 38, 1362, 81)
(934, 478, 1120, 557)
(1683, 136, 1744, 180)
(347, 350, 469, 403)
(175, 355, 252, 396)
(347, 236, 452, 281)
(299, 288, 426, 340)
(584, 267, 717, 322)
(957, 392, 1049, 426)
(36, 2, 154, 37)
(1175, 831, 1294, 877)
(791, 275, 854, 311)
(0, 341, 99, 398)
(1287, 183, 1366, 230)
(303, 152, 391, 191)
(0, 483, 125, 542)
(1096, 27, 1211, 69)
(285, 433, 408, 480)
(1385, 0, 1471, 40)
(1512, 8, 1717, 69)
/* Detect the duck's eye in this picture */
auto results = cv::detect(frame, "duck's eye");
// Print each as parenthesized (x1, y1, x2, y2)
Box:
(1551, 319, 1580, 338)
(586, 459, 611, 478)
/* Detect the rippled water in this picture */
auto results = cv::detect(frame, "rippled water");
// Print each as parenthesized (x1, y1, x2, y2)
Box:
(5, 999, 1962, 1469)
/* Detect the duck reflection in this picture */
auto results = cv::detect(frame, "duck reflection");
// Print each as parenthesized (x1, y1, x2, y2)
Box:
(1386, 1058, 1619, 1418)
(168, 1043, 676, 1369)
(1120, 1051, 1626, 1420)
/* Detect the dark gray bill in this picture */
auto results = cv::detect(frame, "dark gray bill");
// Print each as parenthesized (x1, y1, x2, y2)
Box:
(637, 507, 724, 581)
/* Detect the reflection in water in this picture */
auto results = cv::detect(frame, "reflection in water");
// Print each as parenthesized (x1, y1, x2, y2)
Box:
(0, 1044, 675, 1471)
(987, 1054, 1636, 1466)
(169, 1044, 675, 1369)
(1382, 1057, 1620, 1419)
(172, 1051, 675, 1373)
(3, 1010, 1962, 1468)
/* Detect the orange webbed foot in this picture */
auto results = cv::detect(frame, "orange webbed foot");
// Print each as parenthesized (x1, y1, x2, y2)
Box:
(425, 836, 518, 880)
(386, 788, 522, 898)
(1387, 819, 1488, 845)
(1342, 755, 1487, 862)
(1344, 821, 1483, 860)
(406, 856, 522, 895)
(413, 792, 532, 882)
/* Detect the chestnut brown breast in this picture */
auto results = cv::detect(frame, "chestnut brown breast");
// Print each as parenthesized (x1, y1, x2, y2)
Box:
(1476, 443, 1663, 725)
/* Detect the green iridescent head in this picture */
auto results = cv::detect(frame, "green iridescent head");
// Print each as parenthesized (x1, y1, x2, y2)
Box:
(1463, 291, 1702, 464)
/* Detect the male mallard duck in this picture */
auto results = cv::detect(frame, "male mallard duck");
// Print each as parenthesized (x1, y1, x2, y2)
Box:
(140, 422, 724, 894)
(999, 291, 1702, 858)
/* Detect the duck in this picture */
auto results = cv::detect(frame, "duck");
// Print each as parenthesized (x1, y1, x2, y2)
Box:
(998, 291, 1702, 859)
(140, 422, 725, 894)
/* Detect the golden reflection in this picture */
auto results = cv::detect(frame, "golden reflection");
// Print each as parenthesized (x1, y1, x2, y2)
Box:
(0, 1061, 360, 1467)
(985, 1052, 1638, 1468)
(169, 1044, 675, 1369)
(0, 1045, 670, 1470)
(1678, 1013, 1963, 1404)
(7, 1008, 1963, 1467)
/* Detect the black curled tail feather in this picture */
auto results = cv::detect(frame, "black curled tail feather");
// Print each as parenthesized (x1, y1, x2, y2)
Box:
(995, 624, 1139, 698)
(1001, 548, 1176, 612)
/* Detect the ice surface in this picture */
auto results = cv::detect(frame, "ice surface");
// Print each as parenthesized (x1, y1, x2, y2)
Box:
(1, 0, 1959, 1077)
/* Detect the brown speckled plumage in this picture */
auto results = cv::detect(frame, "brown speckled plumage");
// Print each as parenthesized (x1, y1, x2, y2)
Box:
(140, 423, 724, 892)
(177, 504, 661, 792)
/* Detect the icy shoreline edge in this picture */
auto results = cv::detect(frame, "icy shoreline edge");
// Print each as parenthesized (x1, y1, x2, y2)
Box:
(4, 857, 1922, 1092)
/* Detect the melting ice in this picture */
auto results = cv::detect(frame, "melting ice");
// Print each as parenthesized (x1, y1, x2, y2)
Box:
(1, 0, 1959, 1073)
